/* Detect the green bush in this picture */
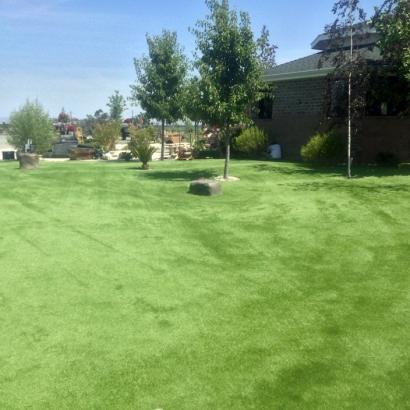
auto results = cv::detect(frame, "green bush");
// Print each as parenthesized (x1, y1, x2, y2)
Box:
(218, 125, 245, 158)
(375, 151, 400, 167)
(192, 138, 208, 158)
(129, 145, 157, 169)
(128, 125, 156, 146)
(119, 151, 133, 161)
(300, 130, 346, 165)
(233, 126, 268, 158)
(7, 99, 56, 154)
(92, 121, 121, 151)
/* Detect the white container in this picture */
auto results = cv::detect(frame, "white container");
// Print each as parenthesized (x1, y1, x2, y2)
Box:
(268, 144, 281, 159)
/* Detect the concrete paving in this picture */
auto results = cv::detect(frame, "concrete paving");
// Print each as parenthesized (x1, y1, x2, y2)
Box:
(0, 134, 191, 162)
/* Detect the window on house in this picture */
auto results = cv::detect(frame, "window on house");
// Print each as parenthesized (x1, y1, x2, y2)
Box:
(328, 79, 348, 118)
(366, 75, 410, 116)
(251, 96, 273, 120)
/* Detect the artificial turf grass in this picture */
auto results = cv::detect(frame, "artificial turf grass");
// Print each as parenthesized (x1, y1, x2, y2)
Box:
(1, 159, 410, 409)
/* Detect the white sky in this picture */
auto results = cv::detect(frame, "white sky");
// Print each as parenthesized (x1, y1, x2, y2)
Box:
(0, 0, 381, 121)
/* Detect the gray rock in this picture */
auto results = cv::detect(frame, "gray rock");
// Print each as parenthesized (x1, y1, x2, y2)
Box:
(18, 152, 40, 169)
(189, 179, 222, 196)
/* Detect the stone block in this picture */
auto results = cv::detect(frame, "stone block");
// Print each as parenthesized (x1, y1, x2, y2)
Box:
(189, 179, 222, 196)
(18, 152, 40, 169)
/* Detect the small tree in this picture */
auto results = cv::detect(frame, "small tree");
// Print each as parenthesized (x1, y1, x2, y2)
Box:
(7, 99, 55, 154)
(319, 0, 371, 178)
(107, 90, 127, 121)
(183, 76, 207, 142)
(92, 121, 121, 151)
(131, 30, 188, 160)
(190, 0, 271, 178)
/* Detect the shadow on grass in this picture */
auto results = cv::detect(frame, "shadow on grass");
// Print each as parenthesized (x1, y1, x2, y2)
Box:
(127, 167, 217, 181)
(252, 161, 410, 179)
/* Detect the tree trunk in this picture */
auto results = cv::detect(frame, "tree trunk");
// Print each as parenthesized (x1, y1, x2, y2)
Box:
(223, 123, 230, 179)
(161, 119, 165, 161)
(347, 3, 353, 179)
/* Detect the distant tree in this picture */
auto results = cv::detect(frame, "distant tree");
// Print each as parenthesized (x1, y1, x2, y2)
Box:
(57, 109, 70, 124)
(256, 25, 278, 70)
(107, 90, 127, 121)
(183, 76, 207, 141)
(92, 121, 121, 151)
(131, 30, 188, 160)
(84, 109, 109, 136)
(7, 99, 55, 154)
(94, 109, 109, 123)
(319, 0, 371, 178)
(190, 0, 271, 178)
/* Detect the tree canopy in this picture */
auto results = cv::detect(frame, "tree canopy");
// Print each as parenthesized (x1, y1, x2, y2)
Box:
(190, 0, 271, 178)
(107, 90, 127, 121)
(373, 0, 410, 82)
(7, 99, 55, 154)
(131, 29, 188, 160)
(256, 25, 278, 70)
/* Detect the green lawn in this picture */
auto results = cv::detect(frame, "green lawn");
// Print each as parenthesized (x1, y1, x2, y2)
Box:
(1, 159, 410, 409)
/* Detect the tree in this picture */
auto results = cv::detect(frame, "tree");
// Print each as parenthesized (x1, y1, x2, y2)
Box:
(94, 109, 109, 123)
(319, 0, 371, 178)
(131, 30, 188, 160)
(190, 0, 271, 178)
(183, 76, 207, 141)
(373, 0, 410, 82)
(92, 121, 121, 151)
(7, 99, 55, 154)
(57, 109, 70, 124)
(256, 25, 278, 70)
(84, 109, 109, 136)
(107, 90, 127, 121)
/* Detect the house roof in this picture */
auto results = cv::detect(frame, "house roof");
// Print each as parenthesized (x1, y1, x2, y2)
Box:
(311, 23, 380, 50)
(262, 47, 382, 83)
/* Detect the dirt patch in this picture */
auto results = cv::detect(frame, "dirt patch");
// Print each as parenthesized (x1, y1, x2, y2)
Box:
(215, 175, 240, 181)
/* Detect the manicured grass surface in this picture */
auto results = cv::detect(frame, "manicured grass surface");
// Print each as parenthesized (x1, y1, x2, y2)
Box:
(1, 159, 410, 409)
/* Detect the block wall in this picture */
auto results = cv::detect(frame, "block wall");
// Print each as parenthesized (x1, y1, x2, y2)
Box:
(255, 77, 410, 163)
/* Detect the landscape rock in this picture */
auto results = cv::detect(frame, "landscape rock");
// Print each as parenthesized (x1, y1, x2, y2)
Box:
(189, 179, 222, 196)
(18, 152, 40, 169)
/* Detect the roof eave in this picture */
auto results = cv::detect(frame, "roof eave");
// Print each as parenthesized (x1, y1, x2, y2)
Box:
(261, 67, 334, 83)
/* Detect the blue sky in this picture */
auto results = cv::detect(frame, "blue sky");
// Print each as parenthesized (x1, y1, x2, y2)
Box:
(0, 0, 381, 121)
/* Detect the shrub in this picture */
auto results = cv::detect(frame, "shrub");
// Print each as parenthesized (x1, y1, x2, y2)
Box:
(128, 125, 156, 146)
(300, 130, 346, 165)
(375, 151, 400, 167)
(130, 145, 157, 169)
(119, 151, 133, 161)
(219, 125, 245, 158)
(92, 121, 121, 151)
(192, 138, 208, 158)
(234, 126, 268, 158)
(7, 99, 56, 154)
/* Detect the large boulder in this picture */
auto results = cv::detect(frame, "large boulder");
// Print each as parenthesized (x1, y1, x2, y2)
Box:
(18, 153, 40, 169)
(189, 179, 222, 196)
